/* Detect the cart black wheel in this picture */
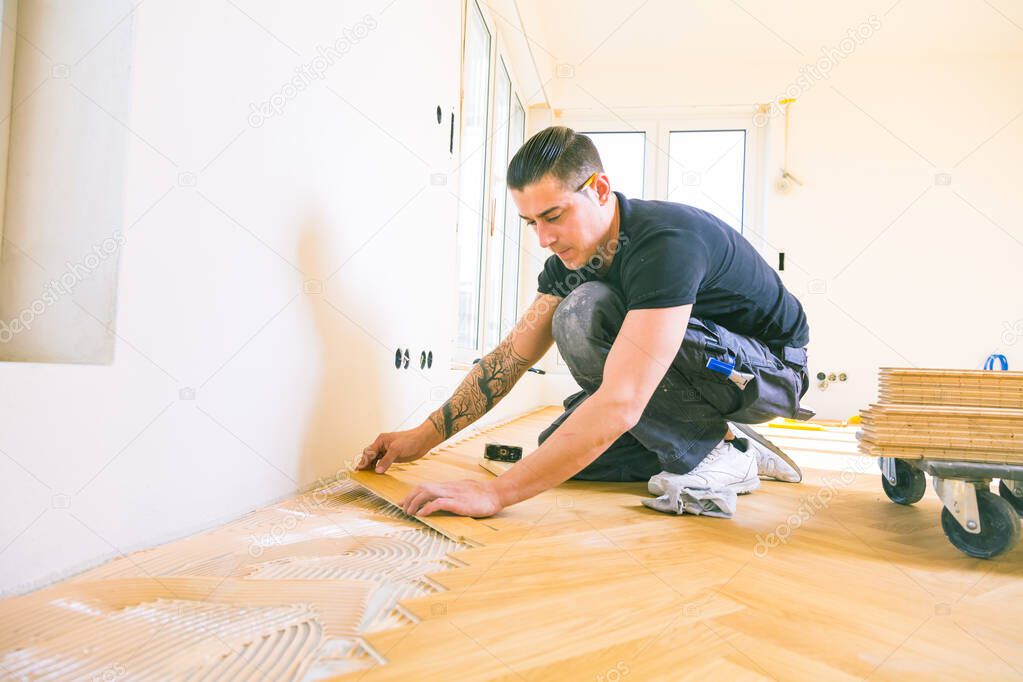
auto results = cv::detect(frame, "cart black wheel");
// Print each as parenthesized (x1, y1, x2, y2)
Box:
(998, 480, 1023, 516)
(941, 490, 1021, 559)
(881, 459, 927, 505)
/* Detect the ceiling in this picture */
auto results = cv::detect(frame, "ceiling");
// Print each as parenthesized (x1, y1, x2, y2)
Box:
(510, 0, 1023, 80)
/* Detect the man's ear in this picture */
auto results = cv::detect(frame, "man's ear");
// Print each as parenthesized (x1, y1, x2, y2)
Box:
(594, 173, 612, 204)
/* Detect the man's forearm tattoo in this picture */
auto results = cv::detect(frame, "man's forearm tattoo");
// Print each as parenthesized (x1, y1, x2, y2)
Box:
(428, 339, 531, 440)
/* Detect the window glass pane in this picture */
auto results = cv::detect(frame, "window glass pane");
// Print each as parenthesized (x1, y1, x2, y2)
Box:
(455, 1, 491, 350)
(581, 131, 645, 199)
(483, 60, 511, 351)
(667, 130, 746, 231)
(499, 97, 525, 339)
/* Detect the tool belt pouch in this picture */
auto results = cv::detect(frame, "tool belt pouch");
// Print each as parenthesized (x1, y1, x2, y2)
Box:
(724, 346, 808, 424)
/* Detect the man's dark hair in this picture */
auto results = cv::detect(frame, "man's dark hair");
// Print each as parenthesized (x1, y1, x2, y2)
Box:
(507, 126, 603, 191)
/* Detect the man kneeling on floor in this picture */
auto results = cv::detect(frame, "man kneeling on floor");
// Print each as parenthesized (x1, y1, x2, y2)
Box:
(358, 126, 810, 519)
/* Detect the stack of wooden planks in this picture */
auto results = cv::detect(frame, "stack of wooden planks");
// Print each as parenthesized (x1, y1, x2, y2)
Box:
(858, 368, 1023, 464)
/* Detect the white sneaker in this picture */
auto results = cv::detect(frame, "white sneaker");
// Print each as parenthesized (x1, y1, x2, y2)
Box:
(649, 440, 760, 496)
(728, 422, 802, 483)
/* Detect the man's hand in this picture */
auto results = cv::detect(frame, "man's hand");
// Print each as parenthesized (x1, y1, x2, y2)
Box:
(358, 422, 442, 473)
(401, 479, 503, 518)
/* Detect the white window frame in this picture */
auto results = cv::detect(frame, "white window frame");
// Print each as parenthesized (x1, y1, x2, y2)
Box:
(453, 0, 529, 365)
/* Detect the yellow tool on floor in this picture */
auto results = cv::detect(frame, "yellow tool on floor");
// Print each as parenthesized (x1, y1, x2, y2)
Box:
(768, 421, 824, 432)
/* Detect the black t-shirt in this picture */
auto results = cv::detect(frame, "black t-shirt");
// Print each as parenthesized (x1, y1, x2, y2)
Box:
(537, 192, 809, 348)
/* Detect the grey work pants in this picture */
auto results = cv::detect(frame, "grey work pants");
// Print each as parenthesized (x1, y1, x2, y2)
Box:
(538, 281, 809, 482)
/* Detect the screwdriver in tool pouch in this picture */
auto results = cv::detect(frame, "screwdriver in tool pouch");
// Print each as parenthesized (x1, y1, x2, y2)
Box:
(706, 358, 754, 390)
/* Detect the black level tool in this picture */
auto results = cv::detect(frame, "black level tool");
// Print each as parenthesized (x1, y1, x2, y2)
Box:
(484, 443, 522, 463)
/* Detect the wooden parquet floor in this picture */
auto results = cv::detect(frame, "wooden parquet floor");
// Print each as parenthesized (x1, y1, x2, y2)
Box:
(345, 407, 1023, 681)
(3, 407, 1020, 680)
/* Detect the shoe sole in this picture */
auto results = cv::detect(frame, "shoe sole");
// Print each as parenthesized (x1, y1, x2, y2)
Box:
(730, 422, 803, 483)
(649, 466, 761, 496)
(736, 480, 760, 495)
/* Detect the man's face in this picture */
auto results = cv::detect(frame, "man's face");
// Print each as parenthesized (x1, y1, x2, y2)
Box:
(511, 173, 611, 270)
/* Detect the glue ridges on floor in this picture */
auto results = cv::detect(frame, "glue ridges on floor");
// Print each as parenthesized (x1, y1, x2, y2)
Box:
(0, 479, 466, 680)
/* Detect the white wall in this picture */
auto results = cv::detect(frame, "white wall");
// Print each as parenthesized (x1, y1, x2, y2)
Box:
(543, 53, 1023, 419)
(0, 0, 547, 596)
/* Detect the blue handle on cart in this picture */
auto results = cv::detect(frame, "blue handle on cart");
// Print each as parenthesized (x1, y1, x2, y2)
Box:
(984, 354, 1009, 371)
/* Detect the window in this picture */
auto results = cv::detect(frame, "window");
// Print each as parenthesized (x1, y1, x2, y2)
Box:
(482, 59, 511, 352)
(559, 113, 764, 239)
(656, 118, 761, 237)
(581, 131, 646, 199)
(484, 87, 526, 349)
(499, 97, 525, 340)
(454, 0, 491, 351)
(667, 129, 746, 232)
(455, 1, 527, 361)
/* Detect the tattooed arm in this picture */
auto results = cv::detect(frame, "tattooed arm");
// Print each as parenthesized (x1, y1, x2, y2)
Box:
(358, 294, 560, 473)
(427, 337, 531, 440)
